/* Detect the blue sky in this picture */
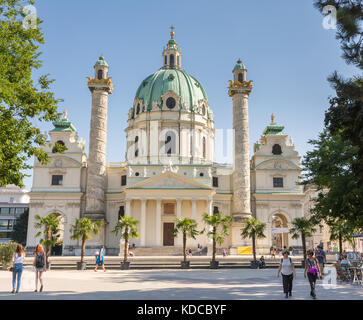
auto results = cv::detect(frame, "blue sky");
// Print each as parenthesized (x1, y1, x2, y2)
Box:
(24, 0, 357, 189)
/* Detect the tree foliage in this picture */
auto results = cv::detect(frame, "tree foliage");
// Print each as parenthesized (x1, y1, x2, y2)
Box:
(34, 213, 61, 260)
(314, 0, 363, 186)
(290, 217, 316, 260)
(113, 216, 139, 263)
(70, 217, 103, 263)
(302, 131, 362, 228)
(241, 217, 266, 262)
(202, 212, 231, 263)
(0, 0, 63, 187)
(173, 218, 199, 262)
(10, 208, 28, 246)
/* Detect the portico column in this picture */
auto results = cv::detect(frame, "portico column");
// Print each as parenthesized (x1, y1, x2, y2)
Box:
(156, 199, 162, 246)
(176, 199, 182, 246)
(192, 199, 197, 221)
(125, 199, 131, 217)
(140, 199, 146, 247)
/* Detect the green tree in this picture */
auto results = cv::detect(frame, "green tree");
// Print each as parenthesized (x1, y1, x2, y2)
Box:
(34, 213, 61, 262)
(314, 0, 363, 188)
(0, 0, 64, 187)
(112, 216, 139, 264)
(202, 212, 232, 263)
(70, 217, 103, 264)
(10, 208, 29, 246)
(290, 217, 316, 261)
(328, 218, 360, 254)
(302, 131, 362, 228)
(0, 241, 19, 268)
(173, 218, 199, 263)
(241, 217, 266, 262)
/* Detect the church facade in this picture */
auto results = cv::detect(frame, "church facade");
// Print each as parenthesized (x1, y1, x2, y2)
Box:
(26, 29, 306, 256)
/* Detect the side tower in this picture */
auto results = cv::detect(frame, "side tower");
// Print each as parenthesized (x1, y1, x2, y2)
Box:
(85, 56, 114, 219)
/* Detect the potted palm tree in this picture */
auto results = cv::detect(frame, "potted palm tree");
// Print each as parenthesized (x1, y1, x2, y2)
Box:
(202, 212, 232, 269)
(113, 216, 140, 270)
(290, 217, 316, 267)
(34, 213, 61, 270)
(70, 217, 103, 270)
(241, 217, 266, 268)
(173, 218, 199, 269)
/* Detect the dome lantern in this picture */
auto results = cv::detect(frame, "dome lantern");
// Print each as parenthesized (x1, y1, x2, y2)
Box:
(232, 58, 247, 83)
(163, 26, 182, 69)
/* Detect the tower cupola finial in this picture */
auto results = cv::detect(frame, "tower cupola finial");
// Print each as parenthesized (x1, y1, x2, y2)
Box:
(163, 26, 181, 69)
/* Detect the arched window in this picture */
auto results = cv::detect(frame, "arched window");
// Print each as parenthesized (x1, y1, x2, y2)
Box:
(238, 73, 243, 82)
(165, 131, 176, 155)
(169, 54, 175, 68)
(164, 55, 167, 65)
(134, 136, 139, 157)
(203, 137, 206, 158)
(56, 140, 65, 146)
(97, 69, 103, 80)
(136, 103, 140, 115)
(272, 144, 282, 155)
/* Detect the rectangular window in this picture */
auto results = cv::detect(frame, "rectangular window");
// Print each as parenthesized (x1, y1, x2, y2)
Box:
(15, 207, 25, 215)
(9, 208, 15, 215)
(212, 177, 219, 187)
(0, 232, 11, 239)
(0, 208, 10, 215)
(118, 206, 125, 221)
(52, 175, 63, 186)
(164, 203, 175, 214)
(121, 175, 127, 186)
(213, 206, 219, 214)
(0, 220, 10, 230)
(273, 177, 283, 188)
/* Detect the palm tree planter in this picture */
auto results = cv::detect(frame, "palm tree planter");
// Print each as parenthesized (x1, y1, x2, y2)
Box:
(70, 217, 103, 270)
(202, 212, 232, 269)
(113, 216, 140, 270)
(290, 217, 316, 267)
(173, 218, 199, 269)
(241, 217, 266, 269)
(34, 213, 61, 270)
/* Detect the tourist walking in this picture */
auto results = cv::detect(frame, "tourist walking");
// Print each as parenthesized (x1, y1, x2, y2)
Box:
(94, 245, 106, 272)
(304, 249, 322, 299)
(315, 244, 326, 276)
(33, 244, 46, 292)
(277, 249, 296, 298)
(11, 244, 25, 294)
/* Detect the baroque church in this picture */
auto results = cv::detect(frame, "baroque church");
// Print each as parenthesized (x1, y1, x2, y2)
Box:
(26, 29, 305, 256)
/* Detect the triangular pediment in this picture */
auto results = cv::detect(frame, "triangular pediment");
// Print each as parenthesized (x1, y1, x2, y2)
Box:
(127, 171, 212, 190)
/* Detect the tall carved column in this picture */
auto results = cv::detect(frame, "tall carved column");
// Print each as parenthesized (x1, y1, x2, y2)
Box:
(228, 59, 253, 220)
(85, 56, 113, 218)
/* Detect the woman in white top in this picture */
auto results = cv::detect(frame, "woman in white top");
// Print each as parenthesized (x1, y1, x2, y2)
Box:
(11, 244, 25, 294)
(277, 249, 296, 298)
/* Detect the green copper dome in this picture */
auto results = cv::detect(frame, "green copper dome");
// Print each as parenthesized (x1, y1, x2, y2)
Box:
(94, 56, 108, 68)
(233, 59, 246, 72)
(135, 68, 208, 112)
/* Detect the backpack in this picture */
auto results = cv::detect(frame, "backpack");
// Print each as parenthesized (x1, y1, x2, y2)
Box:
(36, 252, 45, 268)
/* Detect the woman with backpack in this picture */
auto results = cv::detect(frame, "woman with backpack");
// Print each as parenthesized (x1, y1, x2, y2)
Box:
(33, 244, 46, 292)
(11, 244, 25, 294)
(277, 249, 296, 298)
(94, 245, 106, 272)
(304, 249, 322, 299)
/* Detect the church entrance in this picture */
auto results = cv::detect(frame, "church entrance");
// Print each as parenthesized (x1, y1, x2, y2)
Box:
(163, 223, 174, 246)
(271, 214, 289, 250)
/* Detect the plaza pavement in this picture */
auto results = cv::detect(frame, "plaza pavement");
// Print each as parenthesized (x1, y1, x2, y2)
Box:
(0, 267, 362, 300)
